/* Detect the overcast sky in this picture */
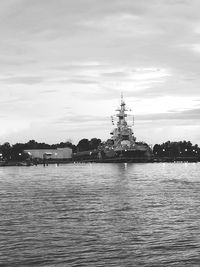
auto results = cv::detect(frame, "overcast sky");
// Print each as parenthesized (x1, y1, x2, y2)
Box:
(1, 0, 200, 145)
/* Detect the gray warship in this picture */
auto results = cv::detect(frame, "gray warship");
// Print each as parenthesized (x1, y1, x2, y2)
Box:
(99, 95, 153, 162)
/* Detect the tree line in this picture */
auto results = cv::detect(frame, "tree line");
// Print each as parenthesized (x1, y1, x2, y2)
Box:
(0, 138, 199, 161)
(0, 138, 102, 161)
(153, 141, 200, 158)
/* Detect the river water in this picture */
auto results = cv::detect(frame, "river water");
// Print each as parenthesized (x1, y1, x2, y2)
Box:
(0, 163, 199, 266)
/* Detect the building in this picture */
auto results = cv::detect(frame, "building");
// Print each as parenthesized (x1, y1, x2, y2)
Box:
(24, 147, 72, 160)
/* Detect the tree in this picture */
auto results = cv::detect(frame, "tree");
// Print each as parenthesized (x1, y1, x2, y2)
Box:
(77, 139, 90, 152)
(153, 144, 161, 156)
(11, 143, 25, 160)
(89, 138, 101, 150)
(0, 142, 11, 160)
(26, 140, 38, 149)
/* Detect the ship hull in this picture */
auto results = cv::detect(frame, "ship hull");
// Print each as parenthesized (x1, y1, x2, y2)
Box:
(73, 147, 153, 163)
(98, 157, 153, 163)
(100, 146, 153, 162)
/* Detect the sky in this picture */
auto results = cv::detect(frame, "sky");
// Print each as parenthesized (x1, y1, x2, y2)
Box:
(1, 0, 200, 145)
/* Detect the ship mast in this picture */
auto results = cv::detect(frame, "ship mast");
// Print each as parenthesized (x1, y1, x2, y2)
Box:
(116, 93, 128, 128)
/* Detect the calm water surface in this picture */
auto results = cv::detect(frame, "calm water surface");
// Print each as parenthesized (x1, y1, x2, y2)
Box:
(0, 163, 200, 266)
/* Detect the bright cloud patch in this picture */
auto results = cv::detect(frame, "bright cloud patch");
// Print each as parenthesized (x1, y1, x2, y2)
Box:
(0, 118, 30, 137)
(83, 13, 161, 37)
(191, 44, 200, 53)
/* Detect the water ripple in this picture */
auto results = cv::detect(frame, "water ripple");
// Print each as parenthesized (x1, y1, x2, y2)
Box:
(0, 163, 200, 266)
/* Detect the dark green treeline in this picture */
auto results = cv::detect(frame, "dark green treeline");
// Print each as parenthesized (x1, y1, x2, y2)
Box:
(0, 138, 101, 161)
(0, 138, 199, 161)
(153, 141, 200, 158)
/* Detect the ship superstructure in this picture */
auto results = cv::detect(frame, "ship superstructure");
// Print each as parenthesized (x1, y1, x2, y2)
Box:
(101, 95, 153, 162)
(110, 95, 136, 152)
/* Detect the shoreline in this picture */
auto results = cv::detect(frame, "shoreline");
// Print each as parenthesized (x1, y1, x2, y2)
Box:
(0, 157, 199, 166)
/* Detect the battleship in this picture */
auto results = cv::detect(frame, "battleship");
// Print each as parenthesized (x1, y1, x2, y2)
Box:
(73, 95, 153, 162)
(98, 95, 153, 162)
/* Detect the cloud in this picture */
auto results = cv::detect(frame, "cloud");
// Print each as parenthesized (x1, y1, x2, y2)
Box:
(40, 89, 59, 94)
(136, 108, 200, 124)
(0, 76, 44, 85)
(83, 13, 162, 38)
(58, 78, 99, 85)
(53, 61, 104, 70)
(190, 44, 200, 53)
(0, 117, 30, 137)
(55, 114, 108, 124)
(0, 58, 36, 66)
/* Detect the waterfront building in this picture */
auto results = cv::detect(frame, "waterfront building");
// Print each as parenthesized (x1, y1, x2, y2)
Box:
(24, 147, 72, 160)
